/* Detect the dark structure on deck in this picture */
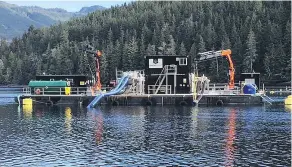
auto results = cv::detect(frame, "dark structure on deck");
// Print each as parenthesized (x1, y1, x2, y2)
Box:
(35, 75, 91, 94)
(35, 75, 90, 87)
(145, 55, 191, 94)
(240, 73, 260, 89)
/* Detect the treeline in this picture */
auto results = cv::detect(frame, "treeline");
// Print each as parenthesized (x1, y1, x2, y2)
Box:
(0, 1, 290, 85)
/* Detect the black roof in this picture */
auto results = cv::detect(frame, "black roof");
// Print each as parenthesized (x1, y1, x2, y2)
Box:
(36, 75, 88, 77)
(145, 55, 189, 57)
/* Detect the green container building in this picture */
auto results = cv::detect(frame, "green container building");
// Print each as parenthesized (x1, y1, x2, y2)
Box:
(28, 81, 68, 95)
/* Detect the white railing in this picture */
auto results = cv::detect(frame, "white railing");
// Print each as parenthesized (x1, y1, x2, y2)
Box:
(21, 86, 114, 95)
(148, 85, 172, 94)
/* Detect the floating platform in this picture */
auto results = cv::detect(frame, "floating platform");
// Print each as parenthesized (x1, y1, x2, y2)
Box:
(17, 93, 265, 107)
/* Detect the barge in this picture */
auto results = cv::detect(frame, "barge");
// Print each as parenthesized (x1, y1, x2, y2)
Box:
(17, 49, 277, 107)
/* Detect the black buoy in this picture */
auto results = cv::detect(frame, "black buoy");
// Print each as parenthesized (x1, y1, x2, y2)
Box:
(46, 100, 53, 106)
(216, 100, 223, 106)
(81, 98, 90, 106)
(51, 97, 61, 104)
(145, 100, 152, 106)
(112, 100, 119, 106)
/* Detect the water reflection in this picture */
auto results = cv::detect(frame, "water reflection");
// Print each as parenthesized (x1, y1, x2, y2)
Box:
(35, 106, 45, 118)
(225, 108, 236, 167)
(87, 108, 104, 144)
(22, 104, 33, 119)
(284, 105, 292, 112)
(0, 105, 290, 166)
(191, 106, 199, 137)
(65, 107, 72, 134)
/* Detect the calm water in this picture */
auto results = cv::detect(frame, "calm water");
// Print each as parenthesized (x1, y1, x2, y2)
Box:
(0, 101, 290, 166)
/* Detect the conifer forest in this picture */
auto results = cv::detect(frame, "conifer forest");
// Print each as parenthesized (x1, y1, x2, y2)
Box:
(0, 1, 290, 85)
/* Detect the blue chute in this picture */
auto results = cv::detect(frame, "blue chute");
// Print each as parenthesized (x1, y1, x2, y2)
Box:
(87, 75, 129, 108)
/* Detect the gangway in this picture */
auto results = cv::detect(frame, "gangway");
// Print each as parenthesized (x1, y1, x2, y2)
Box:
(259, 94, 275, 105)
(87, 75, 130, 108)
(191, 73, 209, 105)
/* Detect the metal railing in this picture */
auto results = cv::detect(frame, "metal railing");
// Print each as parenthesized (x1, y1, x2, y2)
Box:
(21, 87, 113, 96)
(148, 85, 172, 94)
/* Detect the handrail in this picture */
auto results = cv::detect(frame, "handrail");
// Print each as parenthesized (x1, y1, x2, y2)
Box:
(20, 87, 95, 95)
(148, 85, 171, 94)
(154, 66, 166, 86)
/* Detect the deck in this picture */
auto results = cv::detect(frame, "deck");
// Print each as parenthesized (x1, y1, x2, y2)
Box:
(11, 85, 286, 106)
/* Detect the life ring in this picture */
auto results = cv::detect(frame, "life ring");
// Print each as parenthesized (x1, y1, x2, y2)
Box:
(35, 88, 41, 95)
(141, 98, 157, 106)
(179, 101, 188, 106)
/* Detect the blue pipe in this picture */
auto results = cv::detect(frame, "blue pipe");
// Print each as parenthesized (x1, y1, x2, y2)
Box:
(87, 75, 129, 108)
(87, 76, 126, 108)
(87, 75, 127, 108)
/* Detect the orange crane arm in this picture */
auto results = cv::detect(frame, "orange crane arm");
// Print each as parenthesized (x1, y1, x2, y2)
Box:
(95, 50, 102, 91)
(84, 48, 102, 91)
(221, 49, 235, 89)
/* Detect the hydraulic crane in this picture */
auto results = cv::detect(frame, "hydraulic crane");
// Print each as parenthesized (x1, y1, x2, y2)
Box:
(197, 49, 235, 89)
(83, 44, 102, 92)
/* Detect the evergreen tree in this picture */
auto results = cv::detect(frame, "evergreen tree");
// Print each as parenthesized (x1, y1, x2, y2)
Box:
(128, 36, 139, 70)
(146, 44, 156, 56)
(244, 29, 257, 73)
(264, 43, 276, 79)
(12, 58, 23, 84)
(100, 51, 109, 83)
(4, 67, 11, 84)
(166, 35, 176, 56)
(78, 53, 86, 74)
(179, 42, 187, 57)
(189, 42, 197, 70)
(198, 35, 206, 53)
(138, 37, 146, 69)
(157, 42, 167, 55)
(114, 40, 123, 70)
(0, 1, 290, 84)
(122, 42, 129, 71)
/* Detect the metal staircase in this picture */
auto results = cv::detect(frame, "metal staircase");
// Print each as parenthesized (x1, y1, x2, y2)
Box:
(149, 65, 177, 94)
(154, 66, 167, 94)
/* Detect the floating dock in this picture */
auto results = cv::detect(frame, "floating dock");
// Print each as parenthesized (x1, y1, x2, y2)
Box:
(15, 54, 288, 107)
(17, 93, 265, 107)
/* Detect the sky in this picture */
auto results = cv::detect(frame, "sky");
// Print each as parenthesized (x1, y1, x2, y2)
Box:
(5, 0, 133, 12)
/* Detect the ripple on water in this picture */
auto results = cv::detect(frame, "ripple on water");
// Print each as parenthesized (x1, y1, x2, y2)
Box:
(0, 105, 290, 166)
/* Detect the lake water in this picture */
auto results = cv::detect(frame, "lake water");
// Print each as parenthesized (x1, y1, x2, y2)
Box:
(0, 99, 291, 166)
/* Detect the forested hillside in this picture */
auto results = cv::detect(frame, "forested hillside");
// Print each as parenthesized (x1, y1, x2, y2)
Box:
(0, 1, 290, 85)
(0, 1, 105, 39)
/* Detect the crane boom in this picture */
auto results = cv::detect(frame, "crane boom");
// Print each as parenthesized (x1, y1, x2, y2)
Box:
(221, 49, 234, 89)
(83, 45, 102, 91)
(197, 49, 235, 90)
(94, 50, 102, 91)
